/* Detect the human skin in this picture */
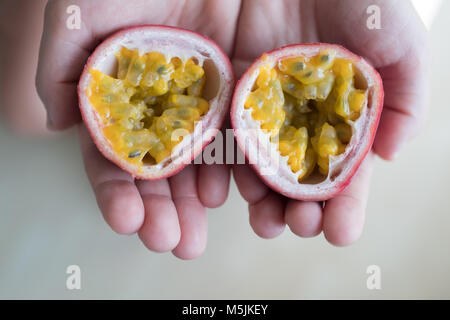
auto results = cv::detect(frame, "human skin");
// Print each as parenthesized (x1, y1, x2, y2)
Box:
(34, 0, 428, 258)
(232, 0, 429, 244)
(36, 0, 241, 260)
(0, 0, 49, 135)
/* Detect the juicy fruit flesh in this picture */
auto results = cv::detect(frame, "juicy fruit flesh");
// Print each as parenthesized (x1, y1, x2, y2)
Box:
(87, 47, 209, 166)
(245, 51, 367, 181)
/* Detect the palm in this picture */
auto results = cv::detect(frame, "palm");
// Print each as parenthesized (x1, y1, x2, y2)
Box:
(231, 0, 428, 244)
(37, 0, 240, 259)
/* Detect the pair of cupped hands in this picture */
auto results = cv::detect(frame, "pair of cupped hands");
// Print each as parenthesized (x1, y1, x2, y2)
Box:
(36, 0, 428, 259)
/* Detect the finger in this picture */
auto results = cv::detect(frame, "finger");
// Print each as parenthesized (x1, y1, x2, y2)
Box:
(197, 122, 231, 208)
(198, 163, 230, 208)
(231, 0, 287, 79)
(0, 0, 49, 136)
(285, 200, 323, 238)
(322, 152, 374, 246)
(234, 163, 285, 238)
(136, 179, 181, 253)
(373, 52, 430, 160)
(232, 0, 301, 63)
(249, 191, 286, 239)
(232, 164, 269, 204)
(78, 124, 144, 234)
(190, 0, 241, 56)
(36, 0, 96, 130)
(232, 58, 252, 79)
(170, 165, 207, 260)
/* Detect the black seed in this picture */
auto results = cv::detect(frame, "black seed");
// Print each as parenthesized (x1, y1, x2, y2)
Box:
(320, 54, 329, 63)
(294, 62, 305, 71)
(172, 120, 182, 128)
(157, 65, 166, 74)
(128, 150, 141, 158)
(304, 71, 313, 78)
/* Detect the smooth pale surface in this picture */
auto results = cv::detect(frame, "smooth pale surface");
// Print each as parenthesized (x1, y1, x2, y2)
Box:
(0, 1, 449, 299)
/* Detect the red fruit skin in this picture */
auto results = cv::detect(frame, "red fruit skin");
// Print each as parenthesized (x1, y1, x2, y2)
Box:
(77, 25, 234, 180)
(231, 43, 384, 201)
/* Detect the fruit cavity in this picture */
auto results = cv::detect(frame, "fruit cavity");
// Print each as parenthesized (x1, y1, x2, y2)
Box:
(245, 51, 367, 181)
(87, 47, 209, 166)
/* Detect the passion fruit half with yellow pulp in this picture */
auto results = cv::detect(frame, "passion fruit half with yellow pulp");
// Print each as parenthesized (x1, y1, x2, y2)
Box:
(231, 44, 383, 201)
(78, 25, 234, 179)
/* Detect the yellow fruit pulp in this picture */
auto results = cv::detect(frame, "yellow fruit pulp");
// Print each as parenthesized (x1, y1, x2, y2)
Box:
(87, 47, 209, 166)
(245, 51, 367, 181)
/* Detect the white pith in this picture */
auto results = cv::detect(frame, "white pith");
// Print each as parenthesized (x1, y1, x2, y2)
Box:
(232, 44, 383, 201)
(78, 26, 233, 179)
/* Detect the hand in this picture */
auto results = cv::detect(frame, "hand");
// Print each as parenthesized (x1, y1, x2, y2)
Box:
(36, 0, 240, 259)
(0, 0, 48, 135)
(232, 0, 429, 245)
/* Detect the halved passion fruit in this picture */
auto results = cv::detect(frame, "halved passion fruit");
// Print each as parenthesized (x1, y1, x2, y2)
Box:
(78, 25, 233, 179)
(231, 44, 383, 201)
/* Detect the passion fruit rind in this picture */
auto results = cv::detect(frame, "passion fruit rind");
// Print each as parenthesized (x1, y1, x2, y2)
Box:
(245, 50, 367, 182)
(88, 47, 210, 166)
